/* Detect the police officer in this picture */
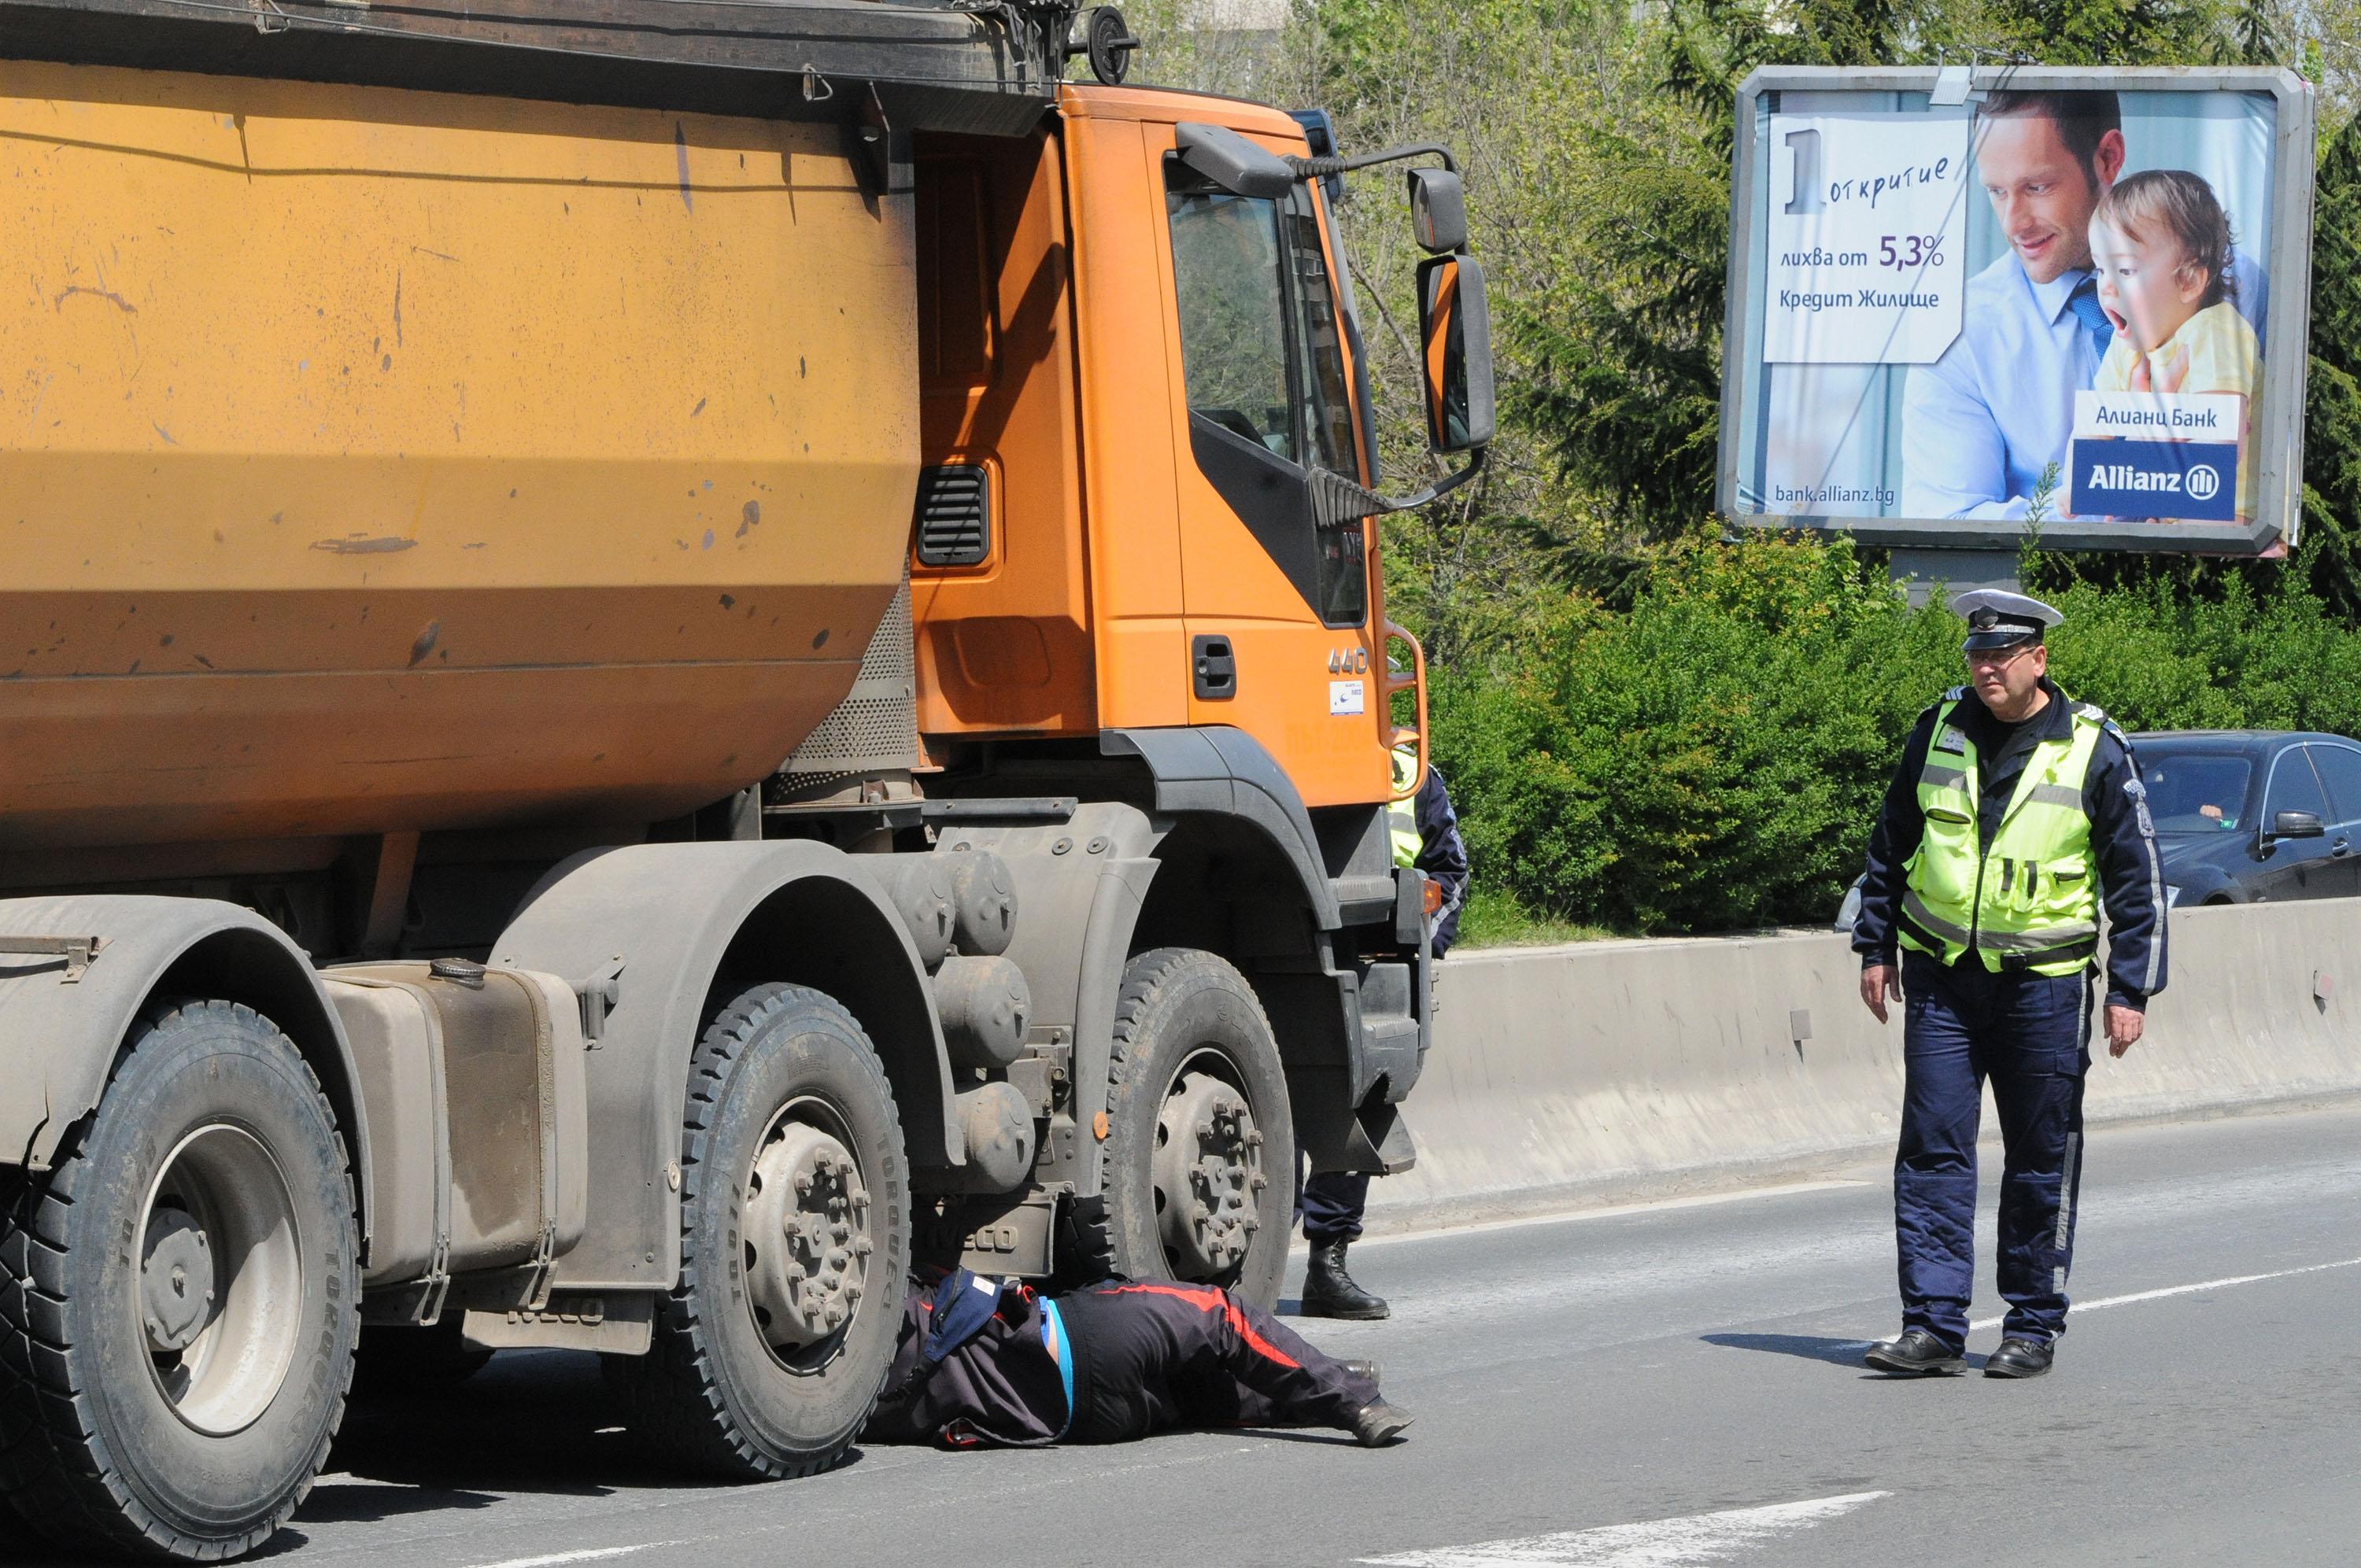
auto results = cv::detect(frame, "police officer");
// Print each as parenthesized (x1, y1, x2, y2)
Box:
(1299, 743, 1469, 1320)
(862, 1267, 1413, 1449)
(1852, 590, 2167, 1378)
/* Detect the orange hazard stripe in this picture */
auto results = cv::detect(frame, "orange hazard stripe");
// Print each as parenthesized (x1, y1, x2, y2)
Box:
(1096, 1282, 1302, 1370)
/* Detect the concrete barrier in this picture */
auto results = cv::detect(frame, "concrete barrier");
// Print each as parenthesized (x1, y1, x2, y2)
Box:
(1367, 900, 2361, 1230)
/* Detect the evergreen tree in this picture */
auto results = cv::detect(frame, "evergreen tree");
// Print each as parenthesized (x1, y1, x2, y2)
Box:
(2300, 115, 2361, 618)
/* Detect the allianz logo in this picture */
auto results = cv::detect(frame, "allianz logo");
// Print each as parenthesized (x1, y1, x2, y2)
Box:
(2083, 462, 2221, 500)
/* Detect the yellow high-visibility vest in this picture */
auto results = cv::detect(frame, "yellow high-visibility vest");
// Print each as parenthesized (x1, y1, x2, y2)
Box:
(1898, 692, 2108, 977)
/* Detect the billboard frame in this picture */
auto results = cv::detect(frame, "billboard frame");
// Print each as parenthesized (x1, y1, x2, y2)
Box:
(1716, 65, 2317, 555)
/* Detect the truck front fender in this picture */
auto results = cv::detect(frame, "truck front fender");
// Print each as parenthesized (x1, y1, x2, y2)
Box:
(0, 895, 371, 1244)
(493, 841, 958, 1293)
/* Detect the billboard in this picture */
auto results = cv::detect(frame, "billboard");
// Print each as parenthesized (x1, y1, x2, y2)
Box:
(1717, 67, 2316, 553)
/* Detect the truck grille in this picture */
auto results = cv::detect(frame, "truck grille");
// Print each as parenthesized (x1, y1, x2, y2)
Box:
(914, 463, 990, 566)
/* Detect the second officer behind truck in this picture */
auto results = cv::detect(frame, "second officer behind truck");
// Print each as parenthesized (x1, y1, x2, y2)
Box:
(1852, 590, 2167, 1379)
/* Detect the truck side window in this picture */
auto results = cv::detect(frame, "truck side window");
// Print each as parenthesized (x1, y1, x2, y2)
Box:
(1167, 186, 1295, 461)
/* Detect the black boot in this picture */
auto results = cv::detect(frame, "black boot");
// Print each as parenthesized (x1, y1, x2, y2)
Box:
(1302, 1241, 1388, 1320)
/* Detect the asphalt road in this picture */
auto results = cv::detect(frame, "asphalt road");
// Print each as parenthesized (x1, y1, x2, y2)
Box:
(19, 1101, 2361, 1566)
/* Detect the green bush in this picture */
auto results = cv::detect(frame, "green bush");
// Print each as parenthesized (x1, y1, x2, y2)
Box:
(1436, 535, 2361, 937)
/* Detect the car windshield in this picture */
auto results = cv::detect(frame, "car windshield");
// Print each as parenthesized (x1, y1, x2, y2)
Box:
(2138, 751, 2253, 833)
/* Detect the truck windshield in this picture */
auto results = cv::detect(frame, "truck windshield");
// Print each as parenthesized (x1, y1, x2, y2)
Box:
(1167, 173, 1367, 626)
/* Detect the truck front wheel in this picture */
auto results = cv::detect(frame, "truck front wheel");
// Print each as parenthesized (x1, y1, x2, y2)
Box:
(1101, 949, 1295, 1308)
(0, 999, 360, 1561)
(611, 983, 909, 1479)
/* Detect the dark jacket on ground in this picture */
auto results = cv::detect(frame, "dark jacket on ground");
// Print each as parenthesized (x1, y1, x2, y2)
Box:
(1851, 676, 2167, 1011)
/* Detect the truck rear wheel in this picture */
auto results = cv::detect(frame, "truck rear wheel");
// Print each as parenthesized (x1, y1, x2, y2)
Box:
(0, 999, 360, 1561)
(1101, 949, 1295, 1308)
(611, 983, 908, 1479)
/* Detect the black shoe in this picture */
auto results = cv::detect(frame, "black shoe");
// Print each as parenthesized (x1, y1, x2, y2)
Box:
(1863, 1327, 1967, 1376)
(1343, 1359, 1381, 1389)
(1302, 1241, 1389, 1320)
(1982, 1336, 2055, 1378)
(1353, 1398, 1414, 1447)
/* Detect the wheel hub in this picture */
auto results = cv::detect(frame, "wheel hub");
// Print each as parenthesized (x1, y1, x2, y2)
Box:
(141, 1207, 216, 1353)
(1153, 1068, 1265, 1278)
(743, 1121, 873, 1352)
(138, 1123, 303, 1437)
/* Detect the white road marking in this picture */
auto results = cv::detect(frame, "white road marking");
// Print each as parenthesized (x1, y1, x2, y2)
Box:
(1358, 1490, 1890, 1567)
(468, 1546, 676, 1568)
(1350, 1181, 1874, 1251)
(1969, 1254, 2361, 1332)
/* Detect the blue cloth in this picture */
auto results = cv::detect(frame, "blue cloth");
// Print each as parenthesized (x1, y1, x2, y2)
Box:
(1039, 1298, 1075, 1437)
(1894, 951, 2091, 1346)
(1853, 679, 2168, 1012)
(2064, 276, 2115, 360)
(1902, 246, 2268, 521)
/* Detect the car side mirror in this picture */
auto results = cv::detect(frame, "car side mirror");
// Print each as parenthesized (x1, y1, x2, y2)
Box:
(2268, 809, 2326, 842)
(1416, 253, 1495, 453)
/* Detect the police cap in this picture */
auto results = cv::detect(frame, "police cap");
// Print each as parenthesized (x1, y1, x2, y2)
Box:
(1949, 588, 2061, 652)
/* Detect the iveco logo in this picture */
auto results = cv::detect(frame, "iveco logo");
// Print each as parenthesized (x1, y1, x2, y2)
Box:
(2186, 463, 2222, 502)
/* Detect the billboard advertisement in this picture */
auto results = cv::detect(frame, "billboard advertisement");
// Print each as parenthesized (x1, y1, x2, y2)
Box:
(1717, 67, 2316, 553)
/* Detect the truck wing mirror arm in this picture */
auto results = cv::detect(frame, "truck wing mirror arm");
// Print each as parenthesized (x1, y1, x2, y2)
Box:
(1306, 447, 1486, 531)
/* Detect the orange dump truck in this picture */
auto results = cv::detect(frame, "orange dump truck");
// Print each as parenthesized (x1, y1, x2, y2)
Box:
(0, 0, 1493, 1555)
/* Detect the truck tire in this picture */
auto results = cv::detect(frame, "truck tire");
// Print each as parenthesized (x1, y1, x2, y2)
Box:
(611, 983, 908, 1479)
(1100, 949, 1295, 1308)
(0, 998, 360, 1561)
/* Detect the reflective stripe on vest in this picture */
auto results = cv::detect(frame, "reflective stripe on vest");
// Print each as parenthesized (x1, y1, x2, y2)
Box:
(1389, 745, 1421, 869)
(1898, 695, 2107, 976)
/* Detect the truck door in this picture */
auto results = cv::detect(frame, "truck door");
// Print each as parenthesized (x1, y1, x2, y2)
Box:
(1158, 153, 1387, 806)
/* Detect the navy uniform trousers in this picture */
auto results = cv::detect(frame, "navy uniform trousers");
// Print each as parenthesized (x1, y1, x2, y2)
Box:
(1897, 950, 2092, 1348)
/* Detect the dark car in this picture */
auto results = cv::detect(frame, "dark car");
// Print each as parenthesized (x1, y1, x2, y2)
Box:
(2134, 730, 2361, 906)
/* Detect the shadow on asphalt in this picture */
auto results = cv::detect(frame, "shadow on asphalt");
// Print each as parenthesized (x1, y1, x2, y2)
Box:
(1701, 1332, 1994, 1376)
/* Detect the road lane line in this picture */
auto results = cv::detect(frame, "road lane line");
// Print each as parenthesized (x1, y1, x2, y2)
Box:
(1357, 1490, 1890, 1567)
(1970, 1255, 2361, 1332)
(468, 1546, 678, 1568)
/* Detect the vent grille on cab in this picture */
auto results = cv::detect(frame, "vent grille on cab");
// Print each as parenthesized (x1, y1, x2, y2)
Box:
(914, 463, 990, 566)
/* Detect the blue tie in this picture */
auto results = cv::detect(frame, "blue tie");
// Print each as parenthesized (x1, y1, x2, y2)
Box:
(2065, 275, 2114, 360)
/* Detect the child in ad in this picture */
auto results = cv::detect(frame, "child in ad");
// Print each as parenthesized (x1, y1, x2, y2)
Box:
(2088, 168, 2262, 519)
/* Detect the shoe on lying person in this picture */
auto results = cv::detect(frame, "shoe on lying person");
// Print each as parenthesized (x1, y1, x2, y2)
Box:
(1862, 1327, 1967, 1376)
(1354, 1399, 1415, 1447)
(1343, 1359, 1381, 1390)
(1982, 1336, 2055, 1378)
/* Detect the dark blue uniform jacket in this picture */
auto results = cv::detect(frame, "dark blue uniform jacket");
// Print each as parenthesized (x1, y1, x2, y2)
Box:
(1852, 677, 2168, 1011)
(1414, 765, 1470, 957)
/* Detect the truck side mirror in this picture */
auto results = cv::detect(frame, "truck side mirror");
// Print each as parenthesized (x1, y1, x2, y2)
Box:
(1406, 168, 1467, 254)
(1174, 122, 1296, 199)
(1416, 253, 1495, 453)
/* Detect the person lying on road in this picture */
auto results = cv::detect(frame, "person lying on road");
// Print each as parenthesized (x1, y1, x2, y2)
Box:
(860, 1267, 1413, 1450)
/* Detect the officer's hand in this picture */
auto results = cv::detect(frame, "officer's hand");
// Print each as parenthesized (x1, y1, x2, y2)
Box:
(1860, 964, 1901, 1024)
(2104, 1004, 2145, 1057)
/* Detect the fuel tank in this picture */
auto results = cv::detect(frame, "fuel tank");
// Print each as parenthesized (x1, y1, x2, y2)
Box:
(0, 59, 918, 850)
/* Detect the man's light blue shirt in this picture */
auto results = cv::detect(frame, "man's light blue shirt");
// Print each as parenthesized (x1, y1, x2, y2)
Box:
(1901, 246, 2269, 520)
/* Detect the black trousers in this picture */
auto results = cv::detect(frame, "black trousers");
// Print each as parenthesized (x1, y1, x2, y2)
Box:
(1057, 1280, 1378, 1444)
